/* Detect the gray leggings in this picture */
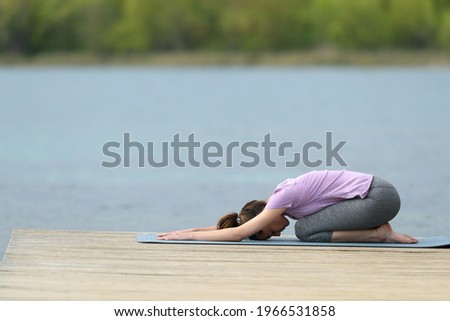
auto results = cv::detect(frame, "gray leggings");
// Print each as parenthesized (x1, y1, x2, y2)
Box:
(295, 176, 401, 242)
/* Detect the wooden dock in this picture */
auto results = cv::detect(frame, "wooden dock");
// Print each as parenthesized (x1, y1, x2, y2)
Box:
(0, 229, 449, 300)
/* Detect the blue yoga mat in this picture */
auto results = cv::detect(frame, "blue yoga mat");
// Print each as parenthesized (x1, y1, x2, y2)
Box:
(136, 233, 450, 248)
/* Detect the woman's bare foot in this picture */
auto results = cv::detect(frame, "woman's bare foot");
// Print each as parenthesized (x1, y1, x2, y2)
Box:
(376, 223, 418, 244)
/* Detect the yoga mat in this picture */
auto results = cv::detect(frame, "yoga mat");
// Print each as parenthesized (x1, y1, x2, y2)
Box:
(136, 234, 450, 248)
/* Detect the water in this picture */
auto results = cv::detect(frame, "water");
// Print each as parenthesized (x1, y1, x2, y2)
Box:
(1, 66, 449, 259)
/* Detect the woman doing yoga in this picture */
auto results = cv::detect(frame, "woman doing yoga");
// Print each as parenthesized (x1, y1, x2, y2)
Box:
(158, 170, 417, 244)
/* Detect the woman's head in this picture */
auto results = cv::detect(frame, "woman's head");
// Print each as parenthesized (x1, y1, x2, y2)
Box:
(217, 200, 289, 240)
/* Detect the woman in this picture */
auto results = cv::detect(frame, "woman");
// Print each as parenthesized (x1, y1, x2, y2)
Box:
(158, 170, 418, 244)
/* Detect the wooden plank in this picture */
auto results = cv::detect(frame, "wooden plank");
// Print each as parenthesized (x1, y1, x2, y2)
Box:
(0, 229, 449, 300)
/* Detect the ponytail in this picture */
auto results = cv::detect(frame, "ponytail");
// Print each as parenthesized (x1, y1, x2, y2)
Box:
(217, 212, 240, 230)
(216, 200, 267, 230)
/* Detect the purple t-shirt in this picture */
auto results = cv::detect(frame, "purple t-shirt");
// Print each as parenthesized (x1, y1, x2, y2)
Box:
(265, 170, 373, 219)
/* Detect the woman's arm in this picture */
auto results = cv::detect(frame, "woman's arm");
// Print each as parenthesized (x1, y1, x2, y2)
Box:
(158, 208, 286, 241)
(158, 225, 216, 237)
(191, 226, 217, 232)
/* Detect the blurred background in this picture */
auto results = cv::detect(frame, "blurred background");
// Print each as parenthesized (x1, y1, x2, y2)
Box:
(1, 0, 450, 259)
(1, 0, 450, 60)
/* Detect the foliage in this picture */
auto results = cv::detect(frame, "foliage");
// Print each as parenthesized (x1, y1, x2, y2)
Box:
(1, 0, 450, 55)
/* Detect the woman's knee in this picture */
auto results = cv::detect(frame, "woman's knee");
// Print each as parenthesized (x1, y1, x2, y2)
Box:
(294, 219, 308, 240)
(296, 229, 332, 242)
(295, 220, 332, 242)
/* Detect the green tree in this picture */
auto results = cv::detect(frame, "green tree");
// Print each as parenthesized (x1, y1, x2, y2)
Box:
(1, 0, 450, 55)
(325, 0, 387, 49)
(386, 0, 436, 48)
(437, 10, 450, 49)
(0, 0, 41, 53)
(107, 0, 221, 52)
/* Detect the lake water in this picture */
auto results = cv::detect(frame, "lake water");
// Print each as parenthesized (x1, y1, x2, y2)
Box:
(1, 66, 450, 259)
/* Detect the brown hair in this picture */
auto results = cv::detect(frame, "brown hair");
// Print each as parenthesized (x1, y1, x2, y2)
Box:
(217, 200, 267, 239)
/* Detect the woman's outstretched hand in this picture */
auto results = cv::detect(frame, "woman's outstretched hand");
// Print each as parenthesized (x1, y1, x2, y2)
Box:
(157, 226, 217, 240)
(157, 231, 193, 240)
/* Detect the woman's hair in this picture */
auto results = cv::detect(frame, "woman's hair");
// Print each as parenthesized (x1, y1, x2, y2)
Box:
(217, 200, 267, 239)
